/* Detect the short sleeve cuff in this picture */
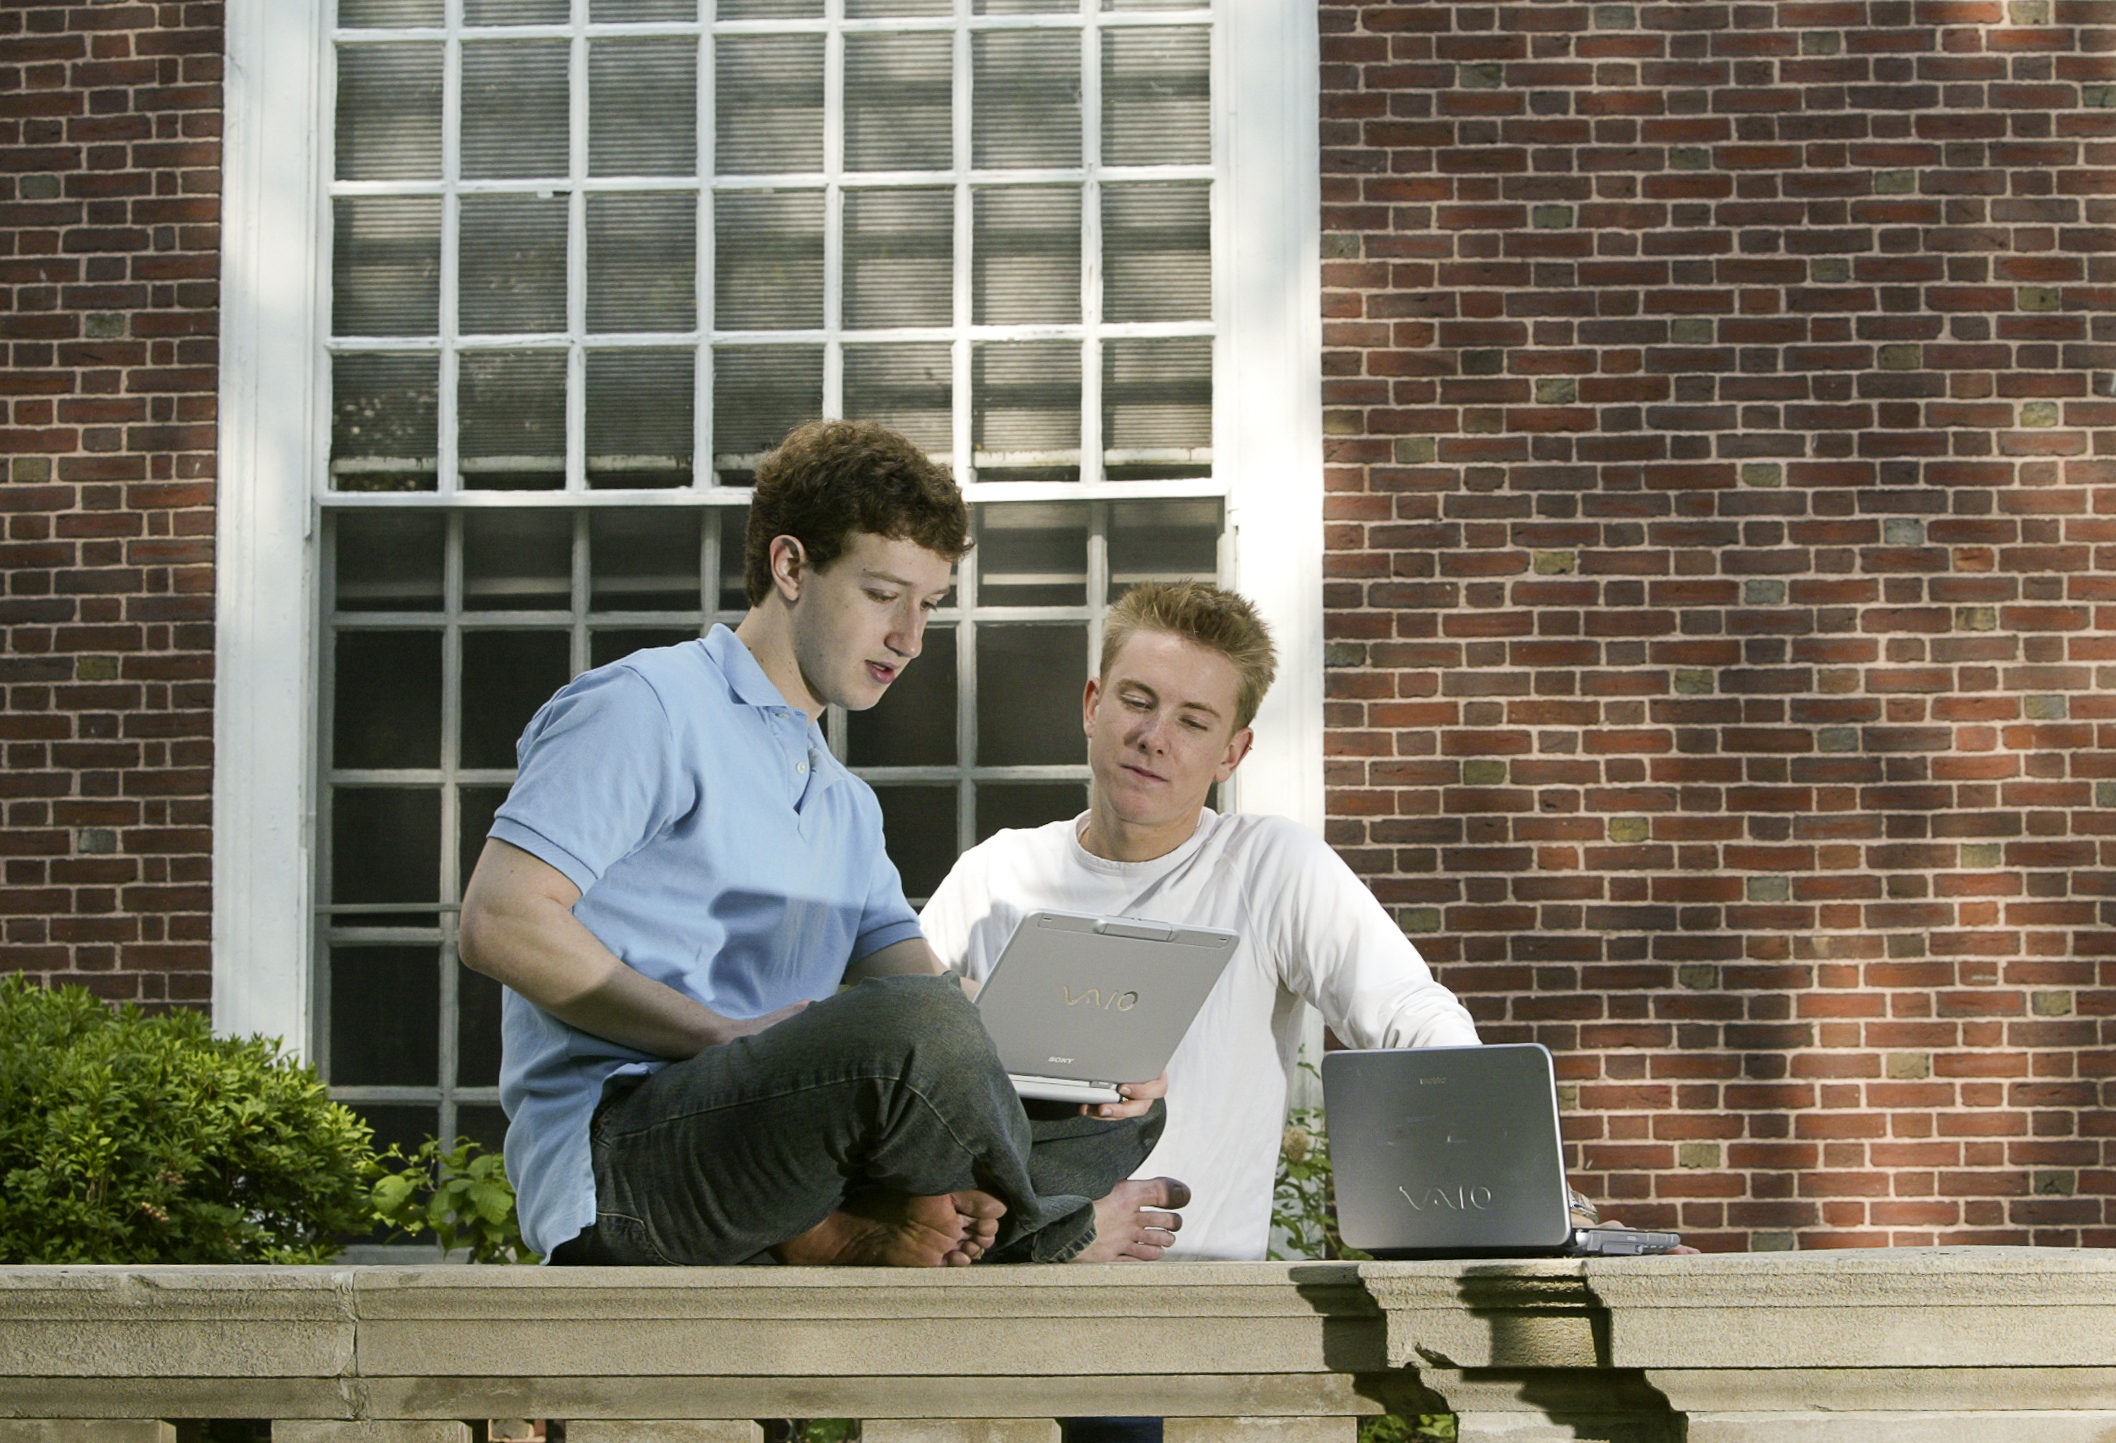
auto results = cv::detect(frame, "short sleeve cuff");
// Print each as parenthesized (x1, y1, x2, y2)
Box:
(851, 917, 926, 963)
(489, 816, 602, 896)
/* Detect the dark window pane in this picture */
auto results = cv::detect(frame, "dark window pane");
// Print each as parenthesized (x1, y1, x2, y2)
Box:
(465, 0, 568, 19)
(595, 0, 695, 15)
(329, 945, 439, 1086)
(844, 188, 952, 330)
(591, 628, 699, 669)
(720, 0, 820, 18)
(460, 630, 572, 768)
(1102, 182, 1209, 323)
(1103, 336, 1211, 463)
(334, 631, 442, 769)
(845, 32, 950, 172)
(591, 38, 698, 176)
(713, 348, 822, 475)
(335, 512, 444, 613)
(719, 507, 751, 609)
(973, 186, 1079, 326)
(592, 510, 703, 611)
(332, 352, 438, 493)
(715, 191, 825, 330)
(977, 782, 1086, 842)
(873, 785, 959, 900)
(976, 503, 1086, 606)
(972, 32, 1079, 169)
(717, 35, 824, 173)
(459, 350, 567, 490)
(457, 964, 506, 1090)
(459, 785, 512, 903)
(844, 344, 951, 454)
(587, 350, 695, 488)
(464, 509, 574, 611)
(977, 624, 1087, 765)
(973, 341, 1079, 482)
(1108, 498, 1220, 600)
(848, 625, 955, 766)
(588, 193, 697, 333)
(334, 197, 440, 337)
(460, 194, 568, 335)
(332, 789, 442, 904)
(337, 44, 442, 182)
(1103, 28, 1208, 167)
(456, 1104, 512, 1155)
(462, 41, 570, 179)
(342, 0, 443, 23)
(350, 1103, 440, 1160)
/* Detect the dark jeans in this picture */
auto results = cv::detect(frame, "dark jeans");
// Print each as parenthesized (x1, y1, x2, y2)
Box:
(549, 973, 1163, 1266)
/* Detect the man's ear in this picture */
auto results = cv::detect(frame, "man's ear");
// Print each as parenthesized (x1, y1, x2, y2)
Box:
(768, 534, 806, 603)
(1082, 675, 1102, 739)
(1214, 726, 1254, 784)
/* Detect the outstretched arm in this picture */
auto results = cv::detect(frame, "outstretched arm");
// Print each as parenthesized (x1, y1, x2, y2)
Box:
(459, 837, 802, 1059)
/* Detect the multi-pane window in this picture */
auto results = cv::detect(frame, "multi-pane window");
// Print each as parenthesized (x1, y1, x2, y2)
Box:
(321, 0, 1222, 1155)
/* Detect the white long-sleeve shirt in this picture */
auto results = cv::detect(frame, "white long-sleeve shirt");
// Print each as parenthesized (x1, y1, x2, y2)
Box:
(919, 809, 1481, 1261)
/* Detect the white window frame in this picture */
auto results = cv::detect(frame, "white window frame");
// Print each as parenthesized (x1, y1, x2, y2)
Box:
(213, 0, 1322, 1050)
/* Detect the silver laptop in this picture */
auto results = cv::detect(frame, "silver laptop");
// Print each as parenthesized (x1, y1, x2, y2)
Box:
(974, 910, 1237, 1105)
(1322, 1044, 1681, 1257)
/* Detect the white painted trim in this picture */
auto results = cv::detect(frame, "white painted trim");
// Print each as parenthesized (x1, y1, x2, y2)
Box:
(212, 0, 327, 1051)
(1220, 0, 1323, 841)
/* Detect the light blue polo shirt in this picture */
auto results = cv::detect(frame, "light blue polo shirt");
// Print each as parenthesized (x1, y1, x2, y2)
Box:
(489, 625, 924, 1258)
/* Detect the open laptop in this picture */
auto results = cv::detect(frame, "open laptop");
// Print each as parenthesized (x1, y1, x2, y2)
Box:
(1321, 1043, 1681, 1257)
(973, 910, 1237, 1105)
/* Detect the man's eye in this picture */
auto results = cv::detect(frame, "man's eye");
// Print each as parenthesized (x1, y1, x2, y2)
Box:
(866, 590, 896, 604)
(1183, 717, 1208, 731)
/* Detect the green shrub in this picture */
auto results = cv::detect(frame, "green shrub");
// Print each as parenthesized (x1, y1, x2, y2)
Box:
(0, 977, 377, 1264)
(1269, 1069, 1369, 1263)
(370, 1135, 538, 1264)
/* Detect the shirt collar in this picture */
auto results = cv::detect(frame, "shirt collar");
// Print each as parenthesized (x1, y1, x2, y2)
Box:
(703, 623, 802, 713)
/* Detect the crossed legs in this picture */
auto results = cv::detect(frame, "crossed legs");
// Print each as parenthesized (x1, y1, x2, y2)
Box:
(551, 974, 1178, 1267)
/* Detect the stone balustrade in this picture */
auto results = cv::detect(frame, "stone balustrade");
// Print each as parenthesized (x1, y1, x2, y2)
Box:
(2, 1248, 2112, 1443)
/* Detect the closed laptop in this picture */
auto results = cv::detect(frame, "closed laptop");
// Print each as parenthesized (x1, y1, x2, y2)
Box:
(1322, 1043, 1680, 1258)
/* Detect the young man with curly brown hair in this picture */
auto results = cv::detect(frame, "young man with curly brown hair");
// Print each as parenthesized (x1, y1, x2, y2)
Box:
(461, 420, 1186, 1268)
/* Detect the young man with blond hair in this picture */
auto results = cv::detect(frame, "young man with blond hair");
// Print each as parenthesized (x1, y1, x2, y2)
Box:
(921, 581, 1482, 1261)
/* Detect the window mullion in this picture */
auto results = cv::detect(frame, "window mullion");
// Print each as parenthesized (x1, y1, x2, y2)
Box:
(566, 1, 589, 492)
(957, 536, 978, 861)
(951, 0, 972, 481)
(440, 1, 464, 495)
(823, 0, 845, 421)
(1079, 0, 1103, 490)
(697, 19, 716, 488)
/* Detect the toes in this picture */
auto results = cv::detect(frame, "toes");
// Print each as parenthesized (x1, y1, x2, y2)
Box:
(954, 1190, 1008, 1219)
(1154, 1177, 1192, 1209)
(1138, 1209, 1181, 1232)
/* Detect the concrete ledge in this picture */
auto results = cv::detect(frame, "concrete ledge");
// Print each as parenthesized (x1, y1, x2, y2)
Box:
(0, 1249, 2110, 1440)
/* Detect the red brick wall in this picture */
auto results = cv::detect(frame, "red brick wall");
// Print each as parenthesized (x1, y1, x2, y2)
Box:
(0, 4, 221, 1005)
(1320, 0, 2116, 1249)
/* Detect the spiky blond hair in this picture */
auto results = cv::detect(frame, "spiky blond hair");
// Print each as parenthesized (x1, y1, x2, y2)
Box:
(1099, 581, 1277, 730)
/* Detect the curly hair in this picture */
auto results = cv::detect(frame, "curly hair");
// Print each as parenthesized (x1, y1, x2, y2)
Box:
(744, 420, 972, 605)
(1100, 580, 1278, 731)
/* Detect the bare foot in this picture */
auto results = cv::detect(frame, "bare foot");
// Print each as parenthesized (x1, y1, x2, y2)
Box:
(1070, 1176, 1189, 1263)
(772, 1190, 1005, 1267)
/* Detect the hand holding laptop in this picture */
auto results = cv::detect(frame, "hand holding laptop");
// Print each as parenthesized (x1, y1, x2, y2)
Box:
(1084, 1069, 1167, 1121)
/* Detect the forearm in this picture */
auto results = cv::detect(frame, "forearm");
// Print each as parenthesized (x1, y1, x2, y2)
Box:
(459, 840, 729, 1060)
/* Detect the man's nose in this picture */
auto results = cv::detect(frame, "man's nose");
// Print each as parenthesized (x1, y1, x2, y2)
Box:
(889, 603, 924, 659)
